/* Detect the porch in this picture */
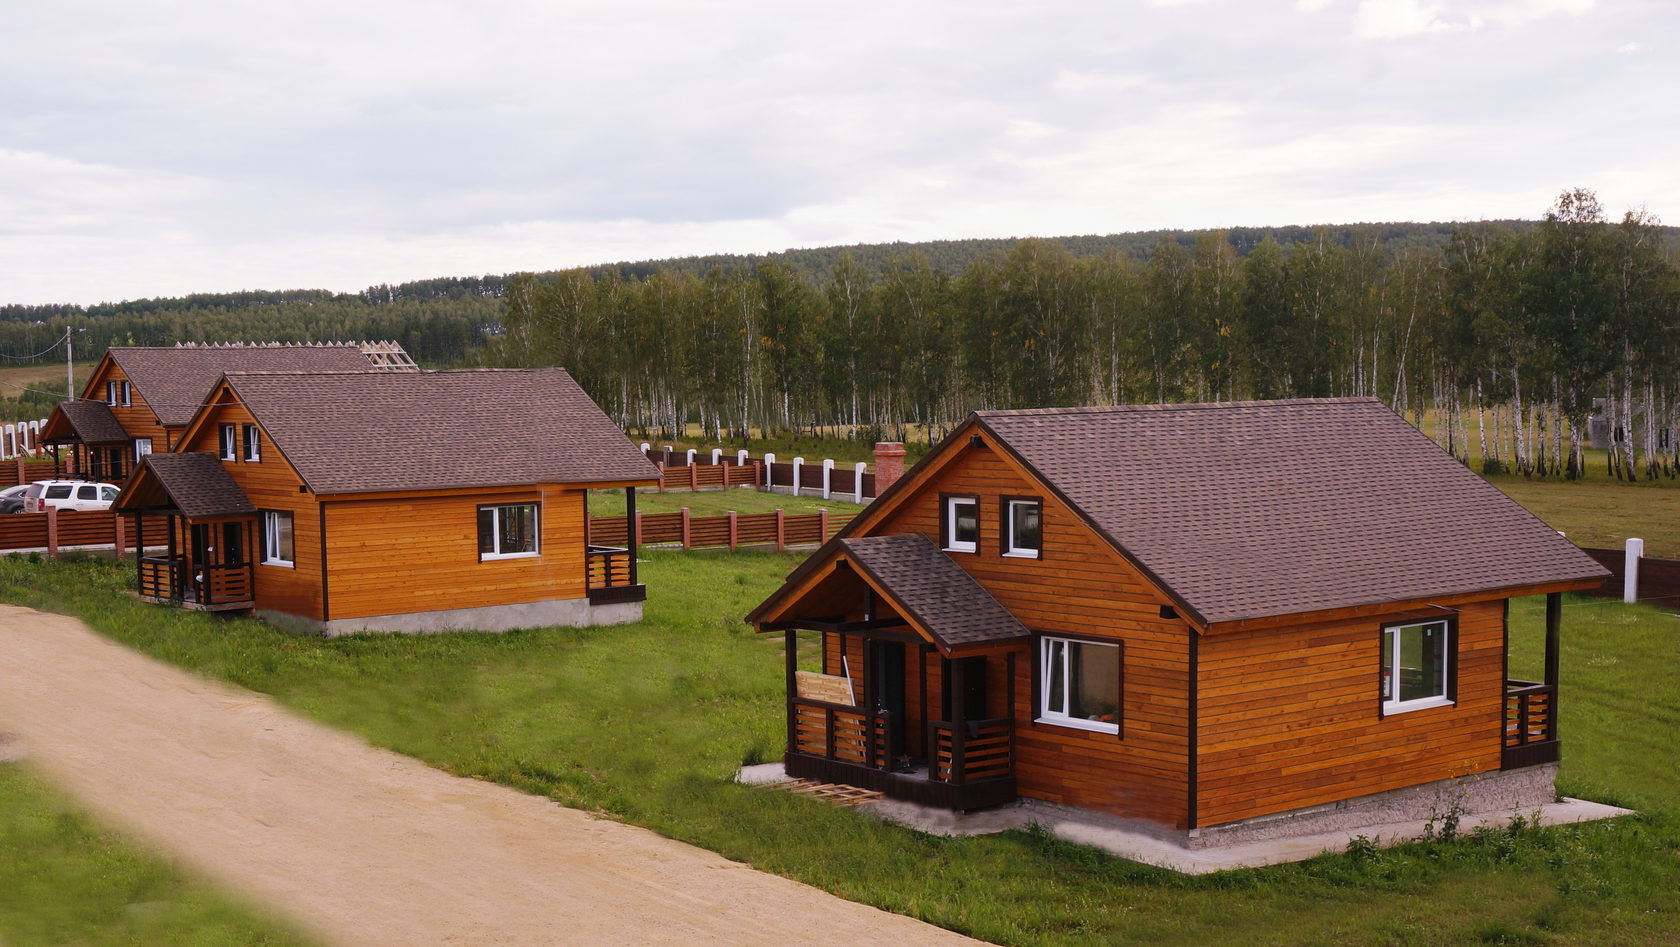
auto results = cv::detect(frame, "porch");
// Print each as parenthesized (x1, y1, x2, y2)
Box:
(137, 553, 254, 611)
(584, 486, 645, 605)
(113, 453, 258, 614)
(1501, 592, 1564, 770)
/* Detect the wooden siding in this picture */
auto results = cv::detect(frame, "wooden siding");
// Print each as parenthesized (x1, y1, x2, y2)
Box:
(1195, 598, 1506, 826)
(871, 445, 1192, 825)
(177, 400, 322, 618)
(82, 357, 173, 450)
(323, 486, 588, 620)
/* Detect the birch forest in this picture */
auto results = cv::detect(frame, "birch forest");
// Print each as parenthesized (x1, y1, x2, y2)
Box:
(497, 189, 1680, 481)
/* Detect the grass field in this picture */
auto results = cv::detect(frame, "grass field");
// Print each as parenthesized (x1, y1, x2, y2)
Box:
(1490, 478, 1680, 559)
(2, 549, 1676, 945)
(0, 762, 308, 945)
(590, 486, 863, 519)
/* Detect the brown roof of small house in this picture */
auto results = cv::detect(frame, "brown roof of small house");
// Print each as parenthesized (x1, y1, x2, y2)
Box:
(972, 398, 1608, 626)
(49, 400, 129, 444)
(120, 452, 256, 520)
(840, 534, 1030, 649)
(108, 345, 376, 427)
(217, 369, 660, 494)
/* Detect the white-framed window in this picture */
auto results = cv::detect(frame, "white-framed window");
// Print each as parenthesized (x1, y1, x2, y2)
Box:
(478, 503, 540, 560)
(134, 438, 152, 460)
(1381, 619, 1453, 714)
(1003, 498, 1042, 558)
(105, 381, 120, 406)
(943, 494, 978, 553)
(219, 424, 237, 461)
(243, 423, 261, 462)
(120, 381, 131, 406)
(262, 511, 295, 567)
(1038, 635, 1121, 734)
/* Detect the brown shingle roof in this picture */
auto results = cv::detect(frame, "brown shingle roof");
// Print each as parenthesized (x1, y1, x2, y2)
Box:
(839, 534, 1029, 649)
(51, 400, 129, 444)
(120, 453, 256, 520)
(221, 369, 660, 494)
(109, 345, 376, 427)
(976, 399, 1608, 626)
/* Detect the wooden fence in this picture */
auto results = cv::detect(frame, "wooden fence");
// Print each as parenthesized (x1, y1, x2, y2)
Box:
(590, 507, 852, 551)
(2, 420, 47, 461)
(1581, 546, 1680, 605)
(643, 446, 878, 502)
(2, 459, 58, 489)
(0, 509, 171, 556)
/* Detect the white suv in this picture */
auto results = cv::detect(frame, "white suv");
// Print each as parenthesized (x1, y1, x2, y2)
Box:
(21, 480, 121, 514)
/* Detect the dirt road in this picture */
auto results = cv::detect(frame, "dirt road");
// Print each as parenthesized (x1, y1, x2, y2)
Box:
(0, 605, 975, 945)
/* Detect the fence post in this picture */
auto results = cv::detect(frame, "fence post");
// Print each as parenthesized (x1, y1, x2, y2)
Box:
(1625, 538, 1643, 603)
(819, 507, 829, 541)
(854, 462, 867, 504)
(764, 453, 776, 490)
(776, 508, 785, 552)
(791, 457, 803, 498)
(685, 448, 696, 468)
(46, 507, 58, 558)
(681, 508, 691, 549)
(640, 442, 651, 458)
(728, 510, 738, 551)
(634, 509, 644, 549)
(114, 514, 126, 559)
(711, 448, 721, 465)
(689, 462, 698, 491)
(822, 459, 833, 499)
(656, 461, 666, 493)
(721, 460, 732, 488)
(737, 449, 748, 470)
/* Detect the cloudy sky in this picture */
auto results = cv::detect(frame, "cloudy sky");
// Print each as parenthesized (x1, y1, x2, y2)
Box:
(3, 0, 1673, 306)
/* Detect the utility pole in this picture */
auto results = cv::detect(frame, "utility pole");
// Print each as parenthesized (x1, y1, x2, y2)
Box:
(66, 326, 74, 400)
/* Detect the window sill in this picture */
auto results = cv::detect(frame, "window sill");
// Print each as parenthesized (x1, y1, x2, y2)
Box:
(1002, 549, 1040, 559)
(260, 560, 295, 569)
(1383, 695, 1454, 715)
(480, 552, 540, 562)
(943, 545, 976, 554)
(1035, 715, 1119, 735)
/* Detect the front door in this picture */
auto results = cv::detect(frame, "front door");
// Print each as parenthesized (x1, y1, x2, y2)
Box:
(869, 640, 906, 768)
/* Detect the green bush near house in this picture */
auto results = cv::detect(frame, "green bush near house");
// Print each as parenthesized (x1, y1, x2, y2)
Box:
(0, 551, 1676, 945)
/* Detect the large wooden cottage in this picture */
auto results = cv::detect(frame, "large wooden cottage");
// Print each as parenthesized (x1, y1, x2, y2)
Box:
(747, 399, 1609, 831)
(113, 368, 659, 634)
(39, 344, 394, 483)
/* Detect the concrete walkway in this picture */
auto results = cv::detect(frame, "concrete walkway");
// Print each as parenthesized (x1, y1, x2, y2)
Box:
(739, 764, 1633, 875)
(0, 605, 976, 946)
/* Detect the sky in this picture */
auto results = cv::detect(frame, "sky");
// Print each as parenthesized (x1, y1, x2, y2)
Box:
(2, 0, 1675, 306)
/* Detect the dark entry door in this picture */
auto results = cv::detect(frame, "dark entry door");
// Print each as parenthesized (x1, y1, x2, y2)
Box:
(868, 641, 906, 767)
(189, 523, 211, 603)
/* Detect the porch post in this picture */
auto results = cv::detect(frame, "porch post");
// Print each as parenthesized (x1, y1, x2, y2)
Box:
(1544, 591, 1561, 742)
(784, 629, 798, 755)
(950, 656, 967, 786)
(134, 512, 144, 590)
(625, 486, 638, 587)
(166, 515, 179, 603)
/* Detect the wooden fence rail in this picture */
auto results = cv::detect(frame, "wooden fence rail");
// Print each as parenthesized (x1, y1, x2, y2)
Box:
(1580, 546, 1680, 605)
(0, 510, 172, 556)
(589, 507, 851, 552)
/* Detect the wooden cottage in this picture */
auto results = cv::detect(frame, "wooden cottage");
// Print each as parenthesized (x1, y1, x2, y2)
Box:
(40, 344, 386, 482)
(113, 368, 660, 634)
(747, 399, 1609, 830)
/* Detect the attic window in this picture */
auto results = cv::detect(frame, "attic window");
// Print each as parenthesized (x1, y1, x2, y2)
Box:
(943, 495, 978, 553)
(219, 424, 237, 461)
(243, 424, 260, 462)
(1002, 497, 1042, 558)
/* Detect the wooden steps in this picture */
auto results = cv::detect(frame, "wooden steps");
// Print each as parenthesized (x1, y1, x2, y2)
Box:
(769, 778, 882, 806)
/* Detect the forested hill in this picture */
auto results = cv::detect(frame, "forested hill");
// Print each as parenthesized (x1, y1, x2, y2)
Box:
(0, 220, 1564, 368)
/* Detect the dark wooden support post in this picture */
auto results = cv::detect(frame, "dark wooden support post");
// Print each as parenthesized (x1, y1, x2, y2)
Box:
(950, 656, 967, 786)
(1545, 591, 1561, 741)
(625, 486, 638, 587)
(784, 629, 797, 755)
(166, 516, 179, 603)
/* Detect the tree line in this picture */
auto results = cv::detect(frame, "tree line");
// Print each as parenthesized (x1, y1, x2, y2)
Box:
(493, 189, 1680, 481)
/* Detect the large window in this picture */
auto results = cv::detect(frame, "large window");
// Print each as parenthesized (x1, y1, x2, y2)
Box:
(943, 494, 979, 553)
(1038, 635, 1121, 734)
(243, 423, 261, 462)
(219, 424, 237, 461)
(478, 503, 540, 560)
(1381, 618, 1454, 714)
(1003, 497, 1042, 558)
(262, 511, 294, 567)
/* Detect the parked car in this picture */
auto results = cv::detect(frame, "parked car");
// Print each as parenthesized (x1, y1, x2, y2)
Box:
(0, 484, 31, 514)
(20, 480, 121, 514)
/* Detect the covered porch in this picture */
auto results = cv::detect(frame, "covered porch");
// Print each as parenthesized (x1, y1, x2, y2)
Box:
(40, 400, 134, 483)
(756, 534, 1029, 812)
(584, 485, 646, 606)
(113, 453, 257, 612)
(1503, 592, 1565, 770)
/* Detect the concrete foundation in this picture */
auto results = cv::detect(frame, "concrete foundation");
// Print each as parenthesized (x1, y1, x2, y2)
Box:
(258, 598, 642, 637)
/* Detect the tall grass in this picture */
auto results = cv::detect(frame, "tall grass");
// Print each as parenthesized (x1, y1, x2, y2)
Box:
(3, 550, 1677, 944)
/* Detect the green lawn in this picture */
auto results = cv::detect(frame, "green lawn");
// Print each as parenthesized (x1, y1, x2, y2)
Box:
(1491, 478, 1680, 559)
(2, 550, 1677, 945)
(0, 762, 308, 946)
(591, 486, 863, 518)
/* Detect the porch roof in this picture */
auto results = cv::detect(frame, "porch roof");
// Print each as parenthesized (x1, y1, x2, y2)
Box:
(837, 534, 1029, 652)
(43, 400, 128, 446)
(115, 452, 256, 520)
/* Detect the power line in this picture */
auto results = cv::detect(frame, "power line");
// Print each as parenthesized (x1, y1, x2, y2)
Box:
(0, 335, 71, 361)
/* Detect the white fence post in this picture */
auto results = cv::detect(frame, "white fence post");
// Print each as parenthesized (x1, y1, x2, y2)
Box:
(736, 448, 748, 467)
(1624, 537, 1644, 604)
(685, 448, 696, 467)
(791, 457, 804, 498)
(710, 448, 721, 465)
(821, 458, 833, 499)
(764, 452, 776, 489)
(640, 442, 651, 456)
(854, 462, 867, 504)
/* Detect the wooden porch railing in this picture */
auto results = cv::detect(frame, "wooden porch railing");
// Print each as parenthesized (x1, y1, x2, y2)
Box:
(1504, 679, 1556, 747)
(790, 699, 895, 770)
(138, 556, 180, 600)
(929, 718, 1014, 786)
(585, 545, 634, 590)
(137, 557, 252, 607)
(202, 562, 253, 606)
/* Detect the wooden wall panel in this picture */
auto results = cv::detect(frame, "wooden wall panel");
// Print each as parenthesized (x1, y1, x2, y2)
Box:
(85, 361, 173, 449)
(872, 446, 1192, 825)
(1195, 598, 1506, 826)
(324, 486, 588, 620)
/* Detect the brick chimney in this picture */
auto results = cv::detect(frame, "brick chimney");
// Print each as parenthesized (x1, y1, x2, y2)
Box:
(873, 442, 906, 495)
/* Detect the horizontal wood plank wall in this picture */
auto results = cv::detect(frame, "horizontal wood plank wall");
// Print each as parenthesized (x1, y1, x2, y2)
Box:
(872, 446, 1191, 825)
(178, 402, 321, 618)
(87, 361, 172, 449)
(1195, 598, 1506, 826)
(324, 485, 587, 620)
